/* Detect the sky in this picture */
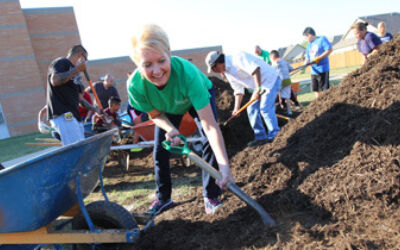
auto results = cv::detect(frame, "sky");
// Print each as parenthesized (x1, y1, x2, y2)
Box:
(20, 0, 399, 60)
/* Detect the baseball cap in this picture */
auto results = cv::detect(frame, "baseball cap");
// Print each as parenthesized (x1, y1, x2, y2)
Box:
(205, 51, 221, 73)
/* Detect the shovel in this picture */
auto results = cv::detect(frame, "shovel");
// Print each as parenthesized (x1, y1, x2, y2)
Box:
(84, 70, 103, 110)
(289, 61, 316, 76)
(162, 135, 276, 226)
(276, 113, 293, 121)
(223, 89, 266, 127)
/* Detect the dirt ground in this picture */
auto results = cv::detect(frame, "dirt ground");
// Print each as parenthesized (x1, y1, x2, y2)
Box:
(102, 36, 400, 249)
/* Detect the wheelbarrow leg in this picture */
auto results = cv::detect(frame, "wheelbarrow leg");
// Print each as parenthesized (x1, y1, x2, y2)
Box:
(76, 176, 95, 231)
(76, 176, 101, 250)
(98, 162, 109, 202)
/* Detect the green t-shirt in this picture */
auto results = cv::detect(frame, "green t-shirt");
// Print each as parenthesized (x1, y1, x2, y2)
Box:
(259, 49, 271, 64)
(127, 56, 212, 115)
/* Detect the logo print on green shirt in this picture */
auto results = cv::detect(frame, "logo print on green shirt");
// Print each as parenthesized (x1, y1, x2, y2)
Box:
(175, 98, 190, 105)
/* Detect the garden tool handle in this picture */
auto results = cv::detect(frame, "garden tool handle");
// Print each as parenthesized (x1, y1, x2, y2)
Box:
(84, 70, 103, 110)
(162, 135, 276, 226)
(161, 134, 192, 155)
(276, 114, 293, 121)
(289, 60, 317, 76)
(223, 89, 266, 126)
(238, 89, 266, 113)
(187, 151, 222, 180)
(187, 151, 276, 226)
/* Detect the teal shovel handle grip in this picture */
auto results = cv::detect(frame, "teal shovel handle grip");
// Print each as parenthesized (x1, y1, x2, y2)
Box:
(162, 134, 191, 155)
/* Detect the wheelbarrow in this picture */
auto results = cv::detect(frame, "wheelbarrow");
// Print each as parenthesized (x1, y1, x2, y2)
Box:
(0, 129, 148, 249)
(111, 112, 206, 171)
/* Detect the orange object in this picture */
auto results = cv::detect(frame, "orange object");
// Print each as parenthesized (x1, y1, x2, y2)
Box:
(291, 82, 300, 93)
(132, 112, 197, 141)
(84, 70, 103, 110)
(178, 113, 197, 136)
(223, 89, 266, 126)
(132, 120, 155, 141)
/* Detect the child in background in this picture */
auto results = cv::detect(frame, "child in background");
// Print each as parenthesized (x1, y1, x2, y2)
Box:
(270, 50, 293, 116)
(77, 83, 94, 123)
(127, 104, 149, 143)
(93, 96, 122, 133)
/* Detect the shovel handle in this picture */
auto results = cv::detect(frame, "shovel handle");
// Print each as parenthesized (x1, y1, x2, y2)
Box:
(224, 89, 266, 126)
(161, 134, 192, 155)
(226, 182, 276, 226)
(276, 114, 292, 121)
(84, 70, 103, 110)
(289, 61, 316, 75)
(187, 151, 276, 226)
(162, 136, 277, 226)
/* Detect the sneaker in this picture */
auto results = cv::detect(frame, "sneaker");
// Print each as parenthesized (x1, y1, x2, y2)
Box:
(294, 105, 303, 111)
(146, 198, 173, 215)
(204, 197, 223, 214)
(247, 139, 271, 147)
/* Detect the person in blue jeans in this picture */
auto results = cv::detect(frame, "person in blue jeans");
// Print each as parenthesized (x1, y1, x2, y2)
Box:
(128, 24, 234, 216)
(206, 50, 281, 147)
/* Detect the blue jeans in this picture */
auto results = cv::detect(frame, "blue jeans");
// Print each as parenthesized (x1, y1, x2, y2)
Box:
(247, 78, 281, 140)
(153, 87, 221, 201)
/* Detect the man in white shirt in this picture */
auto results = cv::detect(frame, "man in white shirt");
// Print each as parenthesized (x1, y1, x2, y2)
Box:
(205, 51, 281, 147)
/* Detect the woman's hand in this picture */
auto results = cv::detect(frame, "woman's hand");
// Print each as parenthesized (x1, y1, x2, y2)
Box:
(216, 165, 235, 189)
(165, 129, 181, 146)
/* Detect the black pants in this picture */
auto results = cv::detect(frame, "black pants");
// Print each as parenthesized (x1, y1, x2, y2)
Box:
(153, 87, 221, 201)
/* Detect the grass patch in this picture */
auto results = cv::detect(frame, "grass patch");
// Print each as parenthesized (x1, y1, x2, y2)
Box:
(291, 65, 361, 82)
(84, 166, 202, 212)
(297, 79, 342, 107)
(0, 132, 54, 162)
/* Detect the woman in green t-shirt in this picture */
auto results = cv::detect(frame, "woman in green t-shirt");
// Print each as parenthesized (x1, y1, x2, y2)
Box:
(128, 24, 234, 215)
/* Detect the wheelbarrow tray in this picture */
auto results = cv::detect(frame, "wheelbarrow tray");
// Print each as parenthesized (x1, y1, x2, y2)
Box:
(0, 129, 115, 233)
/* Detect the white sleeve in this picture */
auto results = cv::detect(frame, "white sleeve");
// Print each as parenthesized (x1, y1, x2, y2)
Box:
(229, 79, 245, 95)
(234, 52, 260, 75)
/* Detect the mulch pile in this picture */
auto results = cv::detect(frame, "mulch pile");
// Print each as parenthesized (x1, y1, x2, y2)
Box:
(134, 36, 400, 249)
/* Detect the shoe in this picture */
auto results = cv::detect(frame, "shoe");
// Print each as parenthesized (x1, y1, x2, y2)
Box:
(247, 139, 271, 147)
(146, 198, 173, 215)
(294, 105, 303, 111)
(204, 197, 223, 214)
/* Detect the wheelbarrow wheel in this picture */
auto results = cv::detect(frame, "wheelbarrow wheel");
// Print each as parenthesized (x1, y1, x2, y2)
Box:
(71, 201, 138, 249)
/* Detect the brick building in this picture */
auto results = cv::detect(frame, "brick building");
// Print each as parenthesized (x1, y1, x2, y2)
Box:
(0, 0, 221, 138)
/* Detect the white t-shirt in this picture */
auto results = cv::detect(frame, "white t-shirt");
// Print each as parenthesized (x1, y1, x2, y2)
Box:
(224, 51, 278, 95)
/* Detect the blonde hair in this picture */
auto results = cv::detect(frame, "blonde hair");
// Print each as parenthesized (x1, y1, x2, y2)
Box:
(377, 21, 386, 29)
(131, 24, 171, 64)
